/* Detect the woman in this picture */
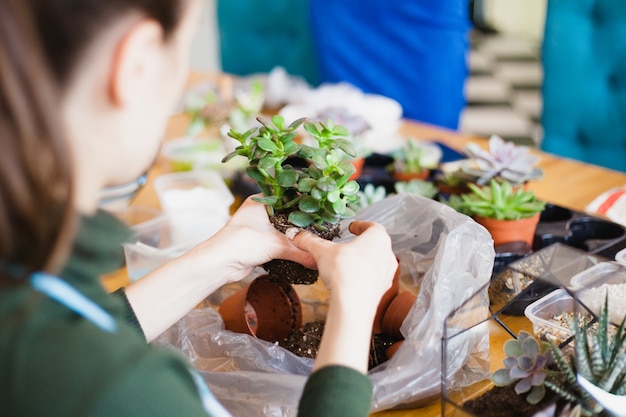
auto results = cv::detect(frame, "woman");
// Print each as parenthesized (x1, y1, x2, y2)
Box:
(0, 1, 398, 416)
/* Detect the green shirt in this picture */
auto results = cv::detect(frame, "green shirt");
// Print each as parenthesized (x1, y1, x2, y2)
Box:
(0, 210, 372, 417)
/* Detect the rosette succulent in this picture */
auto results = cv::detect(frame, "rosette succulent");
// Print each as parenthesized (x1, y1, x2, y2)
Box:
(492, 331, 552, 404)
(461, 135, 543, 185)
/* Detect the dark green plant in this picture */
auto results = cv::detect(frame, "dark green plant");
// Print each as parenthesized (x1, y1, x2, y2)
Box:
(492, 331, 552, 404)
(222, 115, 360, 229)
(447, 179, 546, 220)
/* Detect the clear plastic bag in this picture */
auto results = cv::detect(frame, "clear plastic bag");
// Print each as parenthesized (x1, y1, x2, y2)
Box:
(157, 193, 495, 416)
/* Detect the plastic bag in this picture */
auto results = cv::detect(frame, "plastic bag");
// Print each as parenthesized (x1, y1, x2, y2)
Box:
(157, 193, 494, 415)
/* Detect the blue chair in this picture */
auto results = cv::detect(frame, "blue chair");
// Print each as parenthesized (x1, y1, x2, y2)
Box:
(541, 0, 626, 172)
(216, 0, 320, 86)
(310, 0, 471, 130)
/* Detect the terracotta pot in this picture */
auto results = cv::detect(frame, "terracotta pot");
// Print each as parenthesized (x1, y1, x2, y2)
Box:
(474, 212, 540, 248)
(381, 291, 417, 339)
(349, 157, 365, 181)
(372, 262, 401, 334)
(218, 275, 302, 342)
(392, 169, 430, 182)
(386, 340, 404, 359)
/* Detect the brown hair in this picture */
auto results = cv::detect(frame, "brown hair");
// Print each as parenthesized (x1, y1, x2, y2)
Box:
(0, 0, 186, 283)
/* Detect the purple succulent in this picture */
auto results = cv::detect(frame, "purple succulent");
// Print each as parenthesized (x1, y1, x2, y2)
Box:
(492, 331, 553, 405)
(462, 135, 542, 185)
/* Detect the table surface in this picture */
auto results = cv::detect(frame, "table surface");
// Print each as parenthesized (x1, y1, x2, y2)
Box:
(102, 74, 626, 417)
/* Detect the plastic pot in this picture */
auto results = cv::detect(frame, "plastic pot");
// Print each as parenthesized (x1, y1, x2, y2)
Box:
(218, 275, 302, 342)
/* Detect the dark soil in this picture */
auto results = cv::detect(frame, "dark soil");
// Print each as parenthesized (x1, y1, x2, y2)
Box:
(462, 385, 561, 417)
(264, 213, 341, 285)
(279, 320, 402, 370)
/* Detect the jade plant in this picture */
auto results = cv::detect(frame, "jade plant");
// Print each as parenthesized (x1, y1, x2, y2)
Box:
(222, 115, 360, 284)
(492, 331, 553, 404)
(447, 179, 546, 220)
(223, 115, 360, 229)
(459, 135, 543, 186)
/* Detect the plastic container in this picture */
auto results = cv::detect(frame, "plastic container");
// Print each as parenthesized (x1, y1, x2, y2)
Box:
(153, 170, 235, 218)
(569, 261, 626, 324)
(123, 210, 228, 281)
(524, 289, 575, 345)
(110, 205, 162, 227)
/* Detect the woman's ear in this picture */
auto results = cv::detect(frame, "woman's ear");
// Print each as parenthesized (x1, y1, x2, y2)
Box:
(108, 19, 163, 107)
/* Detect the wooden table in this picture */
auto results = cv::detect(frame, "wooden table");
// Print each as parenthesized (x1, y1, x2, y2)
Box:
(102, 74, 626, 416)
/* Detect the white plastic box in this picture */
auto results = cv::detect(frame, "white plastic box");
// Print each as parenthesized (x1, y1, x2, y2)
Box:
(524, 289, 576, 345)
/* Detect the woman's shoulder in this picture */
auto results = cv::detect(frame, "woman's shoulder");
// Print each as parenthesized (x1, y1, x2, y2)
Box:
(0, 286, 203, 417)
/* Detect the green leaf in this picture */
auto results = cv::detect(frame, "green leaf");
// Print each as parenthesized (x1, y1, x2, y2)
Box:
(311, 155, 328, 170)
(259, 156, 280, 170)
(504, 339, 523, 357)
(492, 369, 514, 386)
(331, 198, 347, 214)
(283, 140, 299, 155)
(272, 114, 285, 130)
(335, 139, 357, 157)
(246, 166, 266, 183)
(288, 211, 315, 227)
(317, 177, 337, 192)
(327, 189, 341, 203)
(252, 195, 279, 205)
(288, 117, 307, 130)
(341, 180, 360, 196)
(311, 188, 324, 200)
(304, 121, 321, 138)
(298, 178, 316, 193)
(277, 169, 299, 187)
(299, 196, 321, 213)
(257, 137, 278, 152)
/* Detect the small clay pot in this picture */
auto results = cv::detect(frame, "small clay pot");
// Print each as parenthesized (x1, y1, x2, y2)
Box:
(381, 291, 417, 339)
(218, 275, 302, 342)
(372, 262, 401, 334)
(474, 212, 541, 248)
(349, 157, 365, 181)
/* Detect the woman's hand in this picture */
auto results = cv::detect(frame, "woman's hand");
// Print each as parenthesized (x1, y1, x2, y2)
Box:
(187, 196, 317, 285)
(288, 221, 397, 316)
(287, 221, 397, 374)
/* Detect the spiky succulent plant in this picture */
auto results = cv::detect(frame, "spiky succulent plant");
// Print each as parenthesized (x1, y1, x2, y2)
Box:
(460, 135, 543, 186)
(393, 179, 438, 199)
(571, 294, 626, 395)
(492, 331, 553, 405)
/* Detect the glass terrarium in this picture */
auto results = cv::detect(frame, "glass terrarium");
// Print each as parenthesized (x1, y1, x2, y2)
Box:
(440, 243, 611, 417)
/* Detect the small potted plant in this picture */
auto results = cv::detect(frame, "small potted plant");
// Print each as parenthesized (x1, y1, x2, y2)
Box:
(447, 179, 546, 247)
(458, 135, 543, 187)
(564, 295, 626, 416)
(464, 331, 596, 417)
(222, 115, 360, 284)
(389, 138, 442, 182)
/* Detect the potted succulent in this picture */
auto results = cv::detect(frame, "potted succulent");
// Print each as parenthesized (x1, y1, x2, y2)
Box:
(464, 330, 597, 417)
(389, 138, 442, 181)
(458, 135, 543, 187)
(565, 295, 626, 416)
(447, 179, 546, 247)
(222, 115, 360, 284)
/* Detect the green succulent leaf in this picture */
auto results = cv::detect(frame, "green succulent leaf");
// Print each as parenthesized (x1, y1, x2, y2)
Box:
(299, 195, 321, 213)
(259, 156, 280, 170)
(252, 195, 279, 205)
(298, 178, 316, 193)
(288, 211, 315, 227)
(277, 169, 299, 187)
(317, 177, 337, 192)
